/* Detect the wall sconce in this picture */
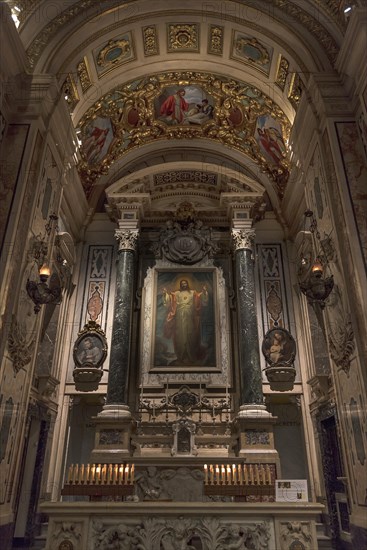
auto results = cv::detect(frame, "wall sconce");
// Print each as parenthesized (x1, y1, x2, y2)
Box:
(299, 210, 334, 309)
(26, 214, 63, 313)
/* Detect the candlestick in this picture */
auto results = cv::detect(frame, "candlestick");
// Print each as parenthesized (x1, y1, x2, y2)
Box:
(227, 465, 231, 485)
(221, 465, 225, 485)
(91, 464, 96, 484)
(118, 465, 123, 484)
(125, 465, 130, 484)
(96, 464, 101, 484)
(210, 464, 214, 485)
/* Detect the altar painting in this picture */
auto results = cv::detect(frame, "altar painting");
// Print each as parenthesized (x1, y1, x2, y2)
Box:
(154, 271, 216, 368)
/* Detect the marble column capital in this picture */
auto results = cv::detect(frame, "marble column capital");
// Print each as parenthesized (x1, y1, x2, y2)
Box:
(231, 228, 255, 252)
(115, 228, 139, 252)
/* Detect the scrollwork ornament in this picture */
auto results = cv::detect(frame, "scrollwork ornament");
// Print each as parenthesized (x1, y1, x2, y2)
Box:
(231, 228, 255, 251)
(115, 229, 139, 251)
(7, 315, 35, 375)
(328, 319, 355, 375)
(280, 521, 312, 550)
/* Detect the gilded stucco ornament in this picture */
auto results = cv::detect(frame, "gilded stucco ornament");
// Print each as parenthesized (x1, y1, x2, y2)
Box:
(77, 71, 291, 197)
(142, 25, 159, 56)
(275, 56, 290, 91)
(62, 73, 79, 111)
(77, 57, 92, 93)
(167, 24, 199, 51)
(208, 25, 224, 55)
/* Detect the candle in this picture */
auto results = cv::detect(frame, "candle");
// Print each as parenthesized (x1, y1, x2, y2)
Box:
(204, 464, 208, 485)
(113, 464, 118, 484)
(102, 464, 107, 484)
(125, 465, 130, 484)
(244, 464, 249, 485)
(215, 465, 220, 484)
(255, 464, 260, 485)
(210, 465, 214, 485)
(107, 464, 112, 484)
(73, 464, 78, 484)
(227, 465, 232, 485)
(221, 465, 225, 485)
(96, 464, 101, 484)
(118, 465, 124, 484)
(67, 464, 73, 484)
(79, 464, 84, 484)
(91, 464, 96, 484)
(260, 465, 265, 485)
(232, 464, 237, 484)
(85, 464, 90, 484)
(266, 464, 272, 484)
(249, 464, 254, 485)
(238, 464, 243, 485)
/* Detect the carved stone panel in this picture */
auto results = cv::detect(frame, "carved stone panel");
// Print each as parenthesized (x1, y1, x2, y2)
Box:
(90, 517, 273, 549)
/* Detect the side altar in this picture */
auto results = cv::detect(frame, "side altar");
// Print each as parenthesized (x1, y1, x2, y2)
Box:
(43, 207, 323, 549)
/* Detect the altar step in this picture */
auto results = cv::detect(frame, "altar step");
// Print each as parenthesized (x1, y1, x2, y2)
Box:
(29, 522, 48, 550)
(316, 521, 334, 549)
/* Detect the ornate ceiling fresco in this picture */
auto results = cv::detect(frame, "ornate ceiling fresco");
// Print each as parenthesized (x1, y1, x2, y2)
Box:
(77, 71, 291, 198)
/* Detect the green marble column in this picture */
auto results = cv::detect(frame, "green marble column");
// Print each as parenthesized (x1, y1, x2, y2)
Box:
(232, 229, 263, 406)
(106, 229, 138, 407)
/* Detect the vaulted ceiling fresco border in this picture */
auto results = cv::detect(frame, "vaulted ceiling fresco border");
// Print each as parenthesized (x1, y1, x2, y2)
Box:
(15, 0, 348, 36)
(25, 2, 340, 71)
(55, 12, 310, 80)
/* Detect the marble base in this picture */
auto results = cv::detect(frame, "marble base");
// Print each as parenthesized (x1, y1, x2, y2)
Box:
(90, 405, 133, 461)
(236, 405, 280, 475)
(237, 404, 274, 419)
(98, 404, 132, 419)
